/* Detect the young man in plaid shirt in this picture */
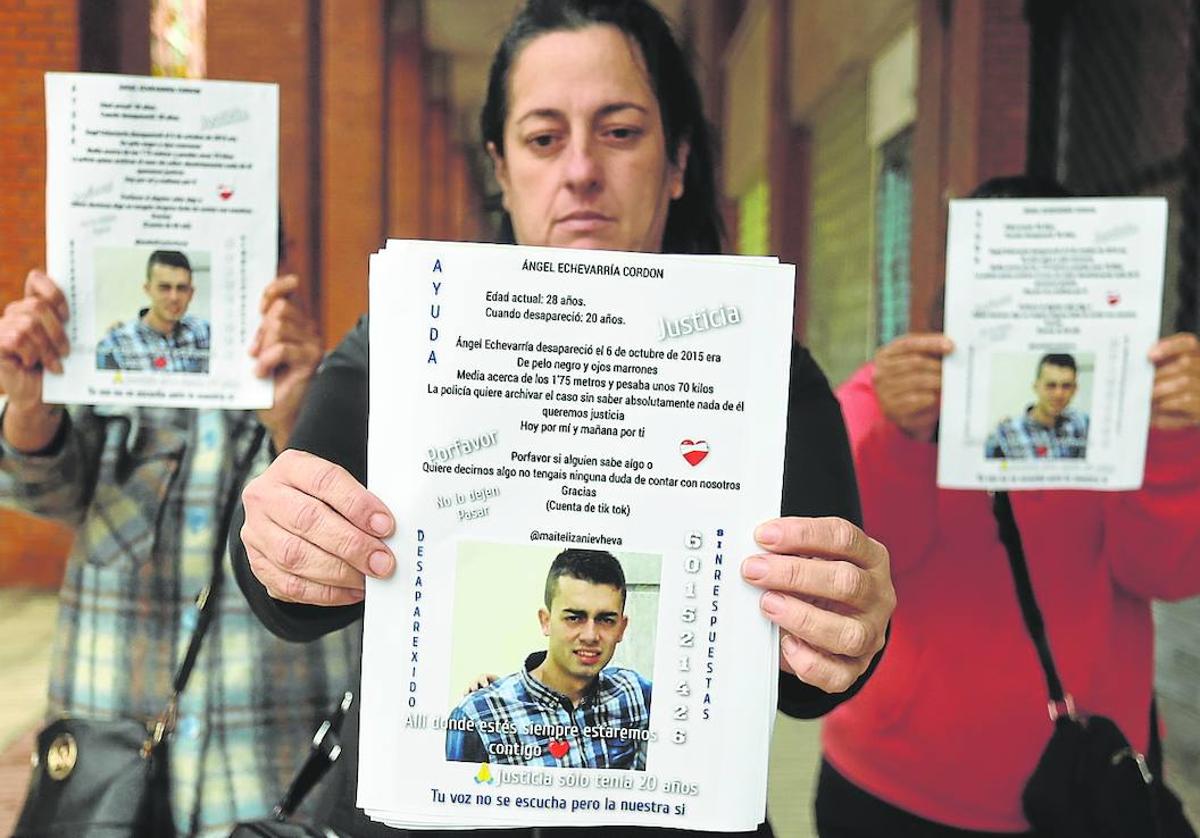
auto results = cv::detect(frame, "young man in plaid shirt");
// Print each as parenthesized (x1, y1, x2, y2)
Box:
(445, 549, 652, 770)
(985, 353, 1090, 459)
(95, 250, 212, 374)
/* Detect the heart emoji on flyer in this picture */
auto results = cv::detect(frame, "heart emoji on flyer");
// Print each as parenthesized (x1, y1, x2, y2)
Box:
(218, 184, 234, 200)
(680, 439, 709, 466)
(548, 739, 570, 759)
(1106, 292, 1121, 306)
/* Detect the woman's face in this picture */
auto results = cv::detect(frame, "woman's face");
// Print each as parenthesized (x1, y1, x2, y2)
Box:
(490, 25, 688, 254)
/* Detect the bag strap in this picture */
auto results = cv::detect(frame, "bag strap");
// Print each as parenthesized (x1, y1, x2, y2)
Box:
(990, 491, 1074, 719)
(154, 422, 267, 744)
(271, 691, 354, 821)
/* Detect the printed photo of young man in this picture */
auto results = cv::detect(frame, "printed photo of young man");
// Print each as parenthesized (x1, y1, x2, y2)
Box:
(445, 549, 653, 769)
(95, 249, 211, 373)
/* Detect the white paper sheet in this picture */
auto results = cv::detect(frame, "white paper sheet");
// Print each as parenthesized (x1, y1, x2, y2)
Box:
(938, 197, 1167, 490)
(41, 72, 278, 408)
(360, 240, 795, 831)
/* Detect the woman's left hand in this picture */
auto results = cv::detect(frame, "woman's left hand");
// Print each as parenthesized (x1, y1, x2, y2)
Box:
(741, 517, 894, 694)
(252, 274, 323, 450)
(1149, 332, 1200, 429)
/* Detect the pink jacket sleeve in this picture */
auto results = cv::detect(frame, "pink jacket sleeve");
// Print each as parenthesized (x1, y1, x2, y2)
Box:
(835, 363, 941, 575)
(1105, 427, 1200, 601)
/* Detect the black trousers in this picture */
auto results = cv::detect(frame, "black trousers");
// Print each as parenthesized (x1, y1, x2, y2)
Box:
(814, 760, 1037, 838)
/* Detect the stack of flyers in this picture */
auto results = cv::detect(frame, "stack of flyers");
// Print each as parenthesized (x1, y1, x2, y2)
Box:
(358, 239, 796, 831)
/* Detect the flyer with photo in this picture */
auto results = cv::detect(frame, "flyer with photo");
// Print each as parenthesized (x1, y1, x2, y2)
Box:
(937, 197, 1167, 490)
(359, 240, 795, 831)
(41, 72, 278, 408)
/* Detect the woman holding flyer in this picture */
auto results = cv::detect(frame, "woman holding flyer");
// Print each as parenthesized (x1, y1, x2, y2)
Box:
(822, 177, 1200, 837)
(0, 269, 358, 836)
(233, 1, 895, 835)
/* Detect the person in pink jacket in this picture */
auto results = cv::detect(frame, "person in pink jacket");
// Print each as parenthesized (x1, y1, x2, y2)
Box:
(817, 176, 1200, 837)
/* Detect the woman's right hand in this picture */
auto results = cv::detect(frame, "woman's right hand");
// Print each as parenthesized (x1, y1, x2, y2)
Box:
(240, 449, 397, 606)
(872, 332, 954, 442)
(0, 270, 70, 409)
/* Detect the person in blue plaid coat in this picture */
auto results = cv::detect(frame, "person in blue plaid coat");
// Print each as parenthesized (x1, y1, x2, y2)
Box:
(0, 268, 357, 837)
(985, 353, 1090, 459)
(445, 549, 652, 770)
(95, 250, 212, 374)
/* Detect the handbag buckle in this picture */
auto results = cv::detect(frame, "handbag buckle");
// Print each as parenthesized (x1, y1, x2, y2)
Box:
(1047, 694, 1077, 721)
(143, 695, 179, 757)
(1111, 747, 1155, 785)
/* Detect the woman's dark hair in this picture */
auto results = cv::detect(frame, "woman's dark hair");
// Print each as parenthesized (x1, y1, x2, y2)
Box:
(968, 174, 1072, 200)
(481, 0, 723, 254)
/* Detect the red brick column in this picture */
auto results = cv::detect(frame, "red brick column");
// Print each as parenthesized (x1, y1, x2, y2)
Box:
(208, 0, 320, 312)
(387, 0, 427, 240)
(318, 0, 386, 344)
(910, 0, 1028, 331)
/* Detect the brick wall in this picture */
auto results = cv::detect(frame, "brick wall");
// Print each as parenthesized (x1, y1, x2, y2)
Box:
(911, 0, 1028, 332)
(0, 0, 79, 587)
(0, 0, 79, 297)
(978, 1, 1030, 183)
(207, 0, 318, 313)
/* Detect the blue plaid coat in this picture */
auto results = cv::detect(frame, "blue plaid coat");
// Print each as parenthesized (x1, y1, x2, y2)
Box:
(0, 405, 357, 836)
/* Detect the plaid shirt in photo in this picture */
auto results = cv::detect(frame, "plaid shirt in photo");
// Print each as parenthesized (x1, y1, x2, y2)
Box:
(445, 650, 652, 770)
(985, 406, 1090, 459)
(95, 313, 212, 373)
(0, 406, 357, 837)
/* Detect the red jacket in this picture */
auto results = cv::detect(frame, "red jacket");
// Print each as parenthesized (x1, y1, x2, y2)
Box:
(824, 362, 1200, 832)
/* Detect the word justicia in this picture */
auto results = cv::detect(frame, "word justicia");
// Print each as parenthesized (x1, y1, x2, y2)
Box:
(656, 304, 741, 341)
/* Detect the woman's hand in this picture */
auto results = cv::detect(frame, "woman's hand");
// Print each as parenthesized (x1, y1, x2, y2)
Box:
(1149, 332, 1200, 429)
(872, 333, 954, 442)
(252, 274, 324, 451)
(741, 516, 894, 693)
(240, 449, 396, 606)
(0, 270, 70, 451)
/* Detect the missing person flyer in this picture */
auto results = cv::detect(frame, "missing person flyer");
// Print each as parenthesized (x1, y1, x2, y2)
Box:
(360, 240, 795, 831)
(938, 197, 1167, 490)
(41, 72, 278, 408)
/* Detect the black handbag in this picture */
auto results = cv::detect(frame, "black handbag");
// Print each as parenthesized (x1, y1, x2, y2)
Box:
(13, 714, 174, 837)
(13, 424, 265, 838)
(13, 574, 218, 837)
(992, 491, 1197, 838)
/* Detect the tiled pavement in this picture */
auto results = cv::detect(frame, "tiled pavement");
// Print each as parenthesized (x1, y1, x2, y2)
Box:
(0, 589, 56, 836)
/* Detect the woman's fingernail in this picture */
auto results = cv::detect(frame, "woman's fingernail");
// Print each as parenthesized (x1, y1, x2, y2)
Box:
(742, 557, 769, 580)
(761, 591, 786, 615)
(781, 633, 800, 656)
(370, 513, 392, 536)
(368, 551, 394, 577)
(755, 523, 781, 546)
